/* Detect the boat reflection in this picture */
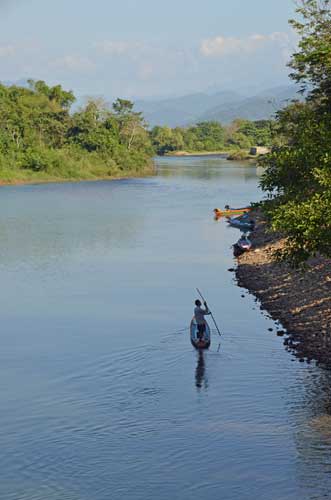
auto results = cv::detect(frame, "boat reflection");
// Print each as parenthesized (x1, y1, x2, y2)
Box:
(195, 350, 208, 390)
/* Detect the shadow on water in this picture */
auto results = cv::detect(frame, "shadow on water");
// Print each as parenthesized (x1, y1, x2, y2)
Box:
(195, 350, 208, 390)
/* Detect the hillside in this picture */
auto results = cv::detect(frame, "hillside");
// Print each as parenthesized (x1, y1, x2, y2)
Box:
(135, 90, 242, 127)
(198, 86, 301, 124)
(136, 85, 301, 127)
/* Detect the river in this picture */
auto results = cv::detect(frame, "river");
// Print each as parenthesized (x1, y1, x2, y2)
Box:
(1, 156, 331, 500)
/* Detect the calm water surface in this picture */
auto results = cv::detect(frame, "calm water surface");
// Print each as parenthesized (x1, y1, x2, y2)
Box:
(1, 156, 331, 500)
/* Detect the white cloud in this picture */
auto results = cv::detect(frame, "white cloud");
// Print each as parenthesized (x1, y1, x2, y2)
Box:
(200, 32, 290, 57)
(49, 55, 95, 73)
(0, 45, 16, 57)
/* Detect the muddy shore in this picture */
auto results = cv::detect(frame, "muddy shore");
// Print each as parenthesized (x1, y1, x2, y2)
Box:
(235, 211, 331, 366)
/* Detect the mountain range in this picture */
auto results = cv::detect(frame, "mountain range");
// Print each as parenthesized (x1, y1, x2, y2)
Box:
(1, 79, 301, 128)
(136, 85, 301, 128)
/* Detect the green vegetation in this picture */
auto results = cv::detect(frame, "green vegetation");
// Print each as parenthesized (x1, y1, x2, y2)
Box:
(260, 0, 331, 264)
(150, 119, 273, 155)
(0, 82, 154, 184)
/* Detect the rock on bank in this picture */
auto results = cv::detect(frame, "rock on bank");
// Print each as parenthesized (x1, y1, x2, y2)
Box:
(236, 211, 331, 366)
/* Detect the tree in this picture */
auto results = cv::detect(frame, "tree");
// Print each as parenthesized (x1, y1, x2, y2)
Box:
(112, 98, 148, 151)
(150, 126, 184, 155)
(28, 80, 75, 109)
(260, 0, 331, 264)
(0, 81, 154, 180)
(289, 0, 331, 107)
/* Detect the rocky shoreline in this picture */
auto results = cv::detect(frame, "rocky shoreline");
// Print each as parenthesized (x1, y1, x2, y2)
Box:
(235, 211, 331, 366)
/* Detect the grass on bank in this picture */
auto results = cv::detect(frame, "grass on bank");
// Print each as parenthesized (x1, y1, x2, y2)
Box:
(0, 147, 155, 185)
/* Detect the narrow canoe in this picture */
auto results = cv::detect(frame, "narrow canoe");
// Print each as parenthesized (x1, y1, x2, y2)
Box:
(190, 317, 211, 350)
(233, 235, 252, 256)
(214, 207, 251, 217)
(237, 235, 252, 251)
(227, 216, 255, 230)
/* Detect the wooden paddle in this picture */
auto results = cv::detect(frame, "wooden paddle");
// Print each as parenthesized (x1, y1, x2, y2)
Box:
(196, 288, 222, 337)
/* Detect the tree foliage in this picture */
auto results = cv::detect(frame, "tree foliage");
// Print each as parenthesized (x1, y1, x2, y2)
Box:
(288, 0, 331, 106)
(150, 119, 272, 155)
(0, 81, 153, 180)
(260, 0, 331, 264)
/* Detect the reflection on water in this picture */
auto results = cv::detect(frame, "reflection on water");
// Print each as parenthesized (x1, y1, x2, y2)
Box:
(0, 182, 145, 268)
(0, 156, 330, 500)
(195, 350, 208, 390)
(157, 155, 260, 181)
(286, 367, 331, 498)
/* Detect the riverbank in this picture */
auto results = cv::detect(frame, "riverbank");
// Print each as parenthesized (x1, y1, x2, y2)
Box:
(165, 150, 260, 161)
(165, 150, 228, 157)
(236, 210, 331, 366)
(0, 162, 155, 186)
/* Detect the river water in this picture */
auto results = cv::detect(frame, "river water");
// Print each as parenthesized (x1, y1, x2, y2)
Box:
(1, 156, 331, 500)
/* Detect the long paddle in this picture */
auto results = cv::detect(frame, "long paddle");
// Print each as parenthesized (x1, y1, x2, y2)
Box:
(196, 288, 222, 337)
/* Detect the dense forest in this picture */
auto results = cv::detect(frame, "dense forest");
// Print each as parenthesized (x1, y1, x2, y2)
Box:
(0, 78, 272, 182)
(260, 0, 331, 264)
(150, 119, 273, 155)
(0, 81, 154, 182)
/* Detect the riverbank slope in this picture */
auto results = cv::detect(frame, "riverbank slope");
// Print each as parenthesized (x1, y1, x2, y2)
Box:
(236, 211, 331, 365)
(166, 149, 256, 161)
(0, 162, 155, 186)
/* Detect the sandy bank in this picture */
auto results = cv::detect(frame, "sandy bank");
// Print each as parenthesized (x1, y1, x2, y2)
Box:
(235, 211, 331, 366)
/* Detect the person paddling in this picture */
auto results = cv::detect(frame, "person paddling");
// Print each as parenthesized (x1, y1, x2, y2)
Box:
(194, 299, 211, 340)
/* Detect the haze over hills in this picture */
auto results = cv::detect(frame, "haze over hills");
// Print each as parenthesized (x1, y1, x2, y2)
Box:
(135, 90, 242, 128)
(136, 85, 301, 128)
(1, 79, 300, 128)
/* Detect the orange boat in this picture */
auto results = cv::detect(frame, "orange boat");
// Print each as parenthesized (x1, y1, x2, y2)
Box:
(214, 207, 251, 218)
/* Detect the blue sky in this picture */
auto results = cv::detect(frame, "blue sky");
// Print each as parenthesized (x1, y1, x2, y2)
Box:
(0, 0, 297, 99)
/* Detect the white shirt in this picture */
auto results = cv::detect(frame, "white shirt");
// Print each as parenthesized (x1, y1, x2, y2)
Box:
(194, 305, 210, 325)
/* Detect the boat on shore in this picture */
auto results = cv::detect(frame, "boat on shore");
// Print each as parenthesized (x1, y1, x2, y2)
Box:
(190, 317, 211, 350)
(214, 206, 251, 218)
(237, 234, 252, 251)
(233, 234, 252, 256)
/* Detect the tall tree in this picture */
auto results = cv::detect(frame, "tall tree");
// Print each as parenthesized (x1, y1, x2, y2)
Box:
(260, 0, 331, 263)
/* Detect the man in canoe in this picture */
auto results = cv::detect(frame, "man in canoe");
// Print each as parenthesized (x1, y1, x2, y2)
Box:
(194, 299, 211, 340)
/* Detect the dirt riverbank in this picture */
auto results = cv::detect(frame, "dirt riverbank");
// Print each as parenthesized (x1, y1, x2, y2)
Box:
(235, 211, 331, 366)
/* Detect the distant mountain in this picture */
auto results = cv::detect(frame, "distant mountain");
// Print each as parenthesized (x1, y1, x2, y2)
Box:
(136, 85, 301, 127)
(135, 90, 242, 127)
(198, 86, 301, 124)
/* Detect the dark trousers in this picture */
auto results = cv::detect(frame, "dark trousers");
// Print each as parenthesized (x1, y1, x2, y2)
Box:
(197, 323, 206, 340)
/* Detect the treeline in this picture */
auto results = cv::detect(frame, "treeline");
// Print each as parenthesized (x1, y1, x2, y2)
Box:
(150, 119, 273, 155)
(0, 81, 154, 182)
(260, 0, 331, 264)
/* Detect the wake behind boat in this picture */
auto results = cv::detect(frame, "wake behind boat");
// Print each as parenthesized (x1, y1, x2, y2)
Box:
(190, 317, 211, 349)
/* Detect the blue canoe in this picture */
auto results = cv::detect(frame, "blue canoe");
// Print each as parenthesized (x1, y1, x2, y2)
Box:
(227, 215, 255, 230)
(190, 317, 211, 349)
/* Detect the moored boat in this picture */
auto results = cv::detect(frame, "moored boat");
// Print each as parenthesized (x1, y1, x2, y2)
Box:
(226, 215, 255, 230)
(233, 234, 252, 256)
(214, 206, 251, 218)
(237, 234, 252, 251)
(190, 317, 211, 349)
